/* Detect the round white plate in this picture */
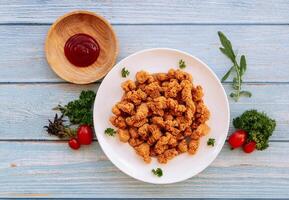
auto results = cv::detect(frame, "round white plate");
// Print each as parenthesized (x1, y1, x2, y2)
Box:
(93, 48, 230, 184)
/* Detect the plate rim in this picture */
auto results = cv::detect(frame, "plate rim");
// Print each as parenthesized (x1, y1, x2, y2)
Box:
(93, 47, 230, 184)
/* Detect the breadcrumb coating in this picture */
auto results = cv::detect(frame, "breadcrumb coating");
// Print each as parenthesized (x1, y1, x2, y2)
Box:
(110, 69, 210, 163)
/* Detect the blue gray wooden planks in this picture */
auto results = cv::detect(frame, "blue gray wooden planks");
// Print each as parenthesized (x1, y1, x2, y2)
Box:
(0, 0, 288, 198)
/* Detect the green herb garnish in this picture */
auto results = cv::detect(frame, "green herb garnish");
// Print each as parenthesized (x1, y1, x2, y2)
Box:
(233, 110, 276, 150)
(105, 128, 116, 136)
(207, 138, 215, 146)
(152, 168, 163, 177)
(179, 59, 186, 69)
(44, 114, 76, 139)
(55, 90, 96, 126)
(121, 67, 130, 78)
(218, 31, 251, 101)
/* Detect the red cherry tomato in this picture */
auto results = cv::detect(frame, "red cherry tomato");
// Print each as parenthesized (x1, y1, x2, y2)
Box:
(228, 130, 247, 149)
(68, 138, 80, 150)
(77, 125, 93, 145)
(243, 141, 256, 153)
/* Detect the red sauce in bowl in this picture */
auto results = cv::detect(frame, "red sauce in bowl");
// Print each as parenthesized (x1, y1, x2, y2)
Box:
(64, 33, 100, 67)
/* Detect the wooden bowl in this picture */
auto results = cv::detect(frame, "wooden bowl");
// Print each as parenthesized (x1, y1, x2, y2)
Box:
(45, 10, 119, 84)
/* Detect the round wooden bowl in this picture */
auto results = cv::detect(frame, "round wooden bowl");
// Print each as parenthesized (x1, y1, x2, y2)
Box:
(45, 10, 119, 84)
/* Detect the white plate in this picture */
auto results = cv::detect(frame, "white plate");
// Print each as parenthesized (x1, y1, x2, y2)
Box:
(93, 48, 230, 184)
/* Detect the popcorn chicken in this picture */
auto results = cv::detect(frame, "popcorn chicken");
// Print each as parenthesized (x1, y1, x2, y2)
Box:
(163, 79, 182, 98)
(192, 85, 204, 101)
(157, 148, 178, 164)
(175, 69, 192, 82)
(116, 101, 135, 115)
(191, 123, 210, 140)
(121, 80, 136, 92)
(117, 129, 130, 142)
(112, 105, 121, 116)
(178, 139, 188, 153)
(136, 71, 150, 84)
(110, 116, 126, 129)
(110, 69, 210, 164)
(135, 143, 151, 163)
(129, 138, 144, 147)
(144, 82, 162, 98)
(138, 123, 149, 140)
(129, 127, 139, 138)
(124, 89, 147, 105)
(188, 139, 200, 155)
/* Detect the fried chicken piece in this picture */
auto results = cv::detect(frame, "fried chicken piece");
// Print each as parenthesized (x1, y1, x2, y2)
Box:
(168, 135, 178, 147)
(167, 69, 176, 79)
(166, 98, 186, 113)
(195, 101, 210, 124)
(135, 103, 149, 120)
(151, 116, 165, 128)
(133, 118, 148, 128)
(135, 143, 151, 163)
(125, 117, 148, 128)
(112, 105, 121, 116)
(148, 124, 162, 140)
(110, 116, 126, 129)
(147, 102, 164, 117)
(175, 69, 192, 82)
(163, 113, 174, 121)
(163, 79, 182, 98)
(178, 139, 188, 153)
(138, 123, 149, 140)
(144, 81, 162, 98)
(184, 127, 193, 137)
(124, 89, 147, 105)
(129, 138, 144, 147)
(157, 148, 178, 164)
(121, 80, 136, 92)
(129, 127, 139, 138)
(192, 85, 204, 102)
(191, 123, 210, 140)
(117, 129, 130, 142)
(154, 133, 172, 154)
(155, 73, 169, 81)
(136, 71, 150, 84)
(188, 139, 200, 155)
(116, 101, 135, 115)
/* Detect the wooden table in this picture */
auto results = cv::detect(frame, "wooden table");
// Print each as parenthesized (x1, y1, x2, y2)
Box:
(0, 1, 288, 198)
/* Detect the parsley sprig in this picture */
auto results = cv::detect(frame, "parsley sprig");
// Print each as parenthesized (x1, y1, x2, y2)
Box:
(207, 138, 215, 147)
(105, 128, 116, 136)
(121, 67, 130, 78)
(152, 168, 163, 177)
(54, 90, 96, 126)
(179, 59, 186, 69)
(218, 31, 252, 101)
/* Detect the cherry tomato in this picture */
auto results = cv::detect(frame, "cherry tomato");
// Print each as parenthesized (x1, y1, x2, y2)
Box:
(77, 125, 93, 145)
(228, 130, 247, 149)
(68, 138, 80, 150)
(243, 141, 256, 153)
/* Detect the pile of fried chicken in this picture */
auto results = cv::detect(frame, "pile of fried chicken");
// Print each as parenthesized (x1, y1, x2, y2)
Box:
(110, 69, 210, 164)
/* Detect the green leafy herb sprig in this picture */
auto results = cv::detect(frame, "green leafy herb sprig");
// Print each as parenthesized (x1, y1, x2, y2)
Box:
(207, 138, 215, 146)
(152, 168, 163, 177)
(233, 110, 276, 150)
(105, 128, 116, 136)
(54, 90, 96, 126)
(121, 67, 130, 78)
(179, 59, 186, 69)
(218, 31, 251, 101)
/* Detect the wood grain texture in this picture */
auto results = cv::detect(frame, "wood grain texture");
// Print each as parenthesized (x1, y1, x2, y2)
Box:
(0, 0, 289, 24)
(1, 25, 289, 83)
(0, 83, 287, 140)
(0, 141, 288, 198)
